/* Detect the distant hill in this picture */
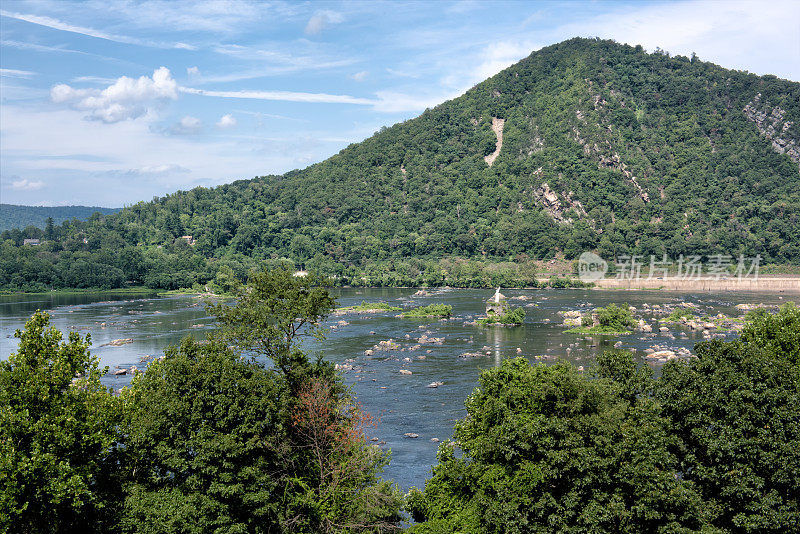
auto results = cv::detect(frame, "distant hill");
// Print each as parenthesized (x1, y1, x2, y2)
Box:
(0, 204, 121, 231)
(3, 37, 799, 291)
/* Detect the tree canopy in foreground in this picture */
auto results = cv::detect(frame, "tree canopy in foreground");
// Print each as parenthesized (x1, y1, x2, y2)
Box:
(407, 303, 800, 533)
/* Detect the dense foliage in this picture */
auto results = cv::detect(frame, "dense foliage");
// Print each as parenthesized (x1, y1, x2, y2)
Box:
(401, 304, 453, 318)
(3, 37, 798, 292)
(0, 206, 121, 232)
(569, 303, 635, 333)
(408, 304, 800, 532)
(119, 337, 291, 533)
(1, 272, 402, 533)
(740, 301, 800, 364)
(0, 312, 121, 533)
(406, 357, 709, 532)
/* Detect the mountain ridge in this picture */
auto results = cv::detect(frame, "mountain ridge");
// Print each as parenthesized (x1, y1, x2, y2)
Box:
(0, 204, 122, 232)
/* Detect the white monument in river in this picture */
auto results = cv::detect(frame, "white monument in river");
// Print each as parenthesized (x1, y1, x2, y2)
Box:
(486, 287, 507, 316)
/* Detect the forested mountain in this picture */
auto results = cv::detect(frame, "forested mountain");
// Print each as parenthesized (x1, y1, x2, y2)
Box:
(3, 37, 799, 291)
(0, 204, 121, 232)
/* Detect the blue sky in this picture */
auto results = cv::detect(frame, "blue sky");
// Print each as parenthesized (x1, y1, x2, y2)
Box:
(1, 0, 798, 207)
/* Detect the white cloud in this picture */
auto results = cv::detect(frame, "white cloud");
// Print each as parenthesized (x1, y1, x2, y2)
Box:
(187, 66, 200, 78)
(169, 115, 202, 135)
(209, 44, 356, 76)
(472, 41, 540, 81)
(10, 178, 45, 190)
(371, 90, 462, 113)
(0, 68, 36, 78)
(100, 0, 268, 35)
(180, 86, 376, 105)
(0, 39, 130, 64)
(51, 67, 178, 123)
(304, 10, 344, 35)
(0, 9, 194, 49)
(386, 67, 420, 79)
(125, 164, 191, 175)
(70, 75, 118, 84)
(216, 114, 237, 128)
(351, 70, 368, 82)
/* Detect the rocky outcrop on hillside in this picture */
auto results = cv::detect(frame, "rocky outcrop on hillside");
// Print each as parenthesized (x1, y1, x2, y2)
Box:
(532, 181, 588, 224)
(744, 93, 800, 171)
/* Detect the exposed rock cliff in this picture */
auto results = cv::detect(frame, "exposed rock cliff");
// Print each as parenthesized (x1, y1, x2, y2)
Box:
(744, 93, 800, 171)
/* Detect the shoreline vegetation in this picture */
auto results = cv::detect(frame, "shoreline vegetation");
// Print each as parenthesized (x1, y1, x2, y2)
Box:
(401, 304, 453, 318)
(3, 273, 798, 297)
(335, 301, 403, 313)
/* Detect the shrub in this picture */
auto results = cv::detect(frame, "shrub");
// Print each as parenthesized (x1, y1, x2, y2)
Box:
(476, 306, 525, 325)
(597, 303, 635, 331)
(402, 304, 452, 318)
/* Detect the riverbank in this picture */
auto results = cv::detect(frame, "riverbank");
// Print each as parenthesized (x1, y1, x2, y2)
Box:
(0, 287, 158, 297)
(593, 276, 800, 293)
(3, 275, 799, 297)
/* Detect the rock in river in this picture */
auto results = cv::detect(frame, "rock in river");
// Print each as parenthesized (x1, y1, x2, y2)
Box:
(103, 338, 133, 347)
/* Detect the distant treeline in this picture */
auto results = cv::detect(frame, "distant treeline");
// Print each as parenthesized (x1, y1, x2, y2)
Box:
(0, 204, 120, 232)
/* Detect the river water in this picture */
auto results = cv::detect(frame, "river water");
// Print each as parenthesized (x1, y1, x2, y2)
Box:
(0, 288, 790, 491)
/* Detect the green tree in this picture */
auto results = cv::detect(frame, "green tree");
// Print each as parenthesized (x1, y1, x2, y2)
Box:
(407, 358, 709, 533)
(740, 301, 800, 364)
(124, 270, 402, 533)
(597, 303, 636, 331)
(119, 337, 290, 533)
(0, 311, 121, 533)
(207, 268, 336, 383)
(656, 339, 800, 532)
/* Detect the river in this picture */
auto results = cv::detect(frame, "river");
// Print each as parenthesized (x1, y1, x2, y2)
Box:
(0, 287, 790, 491)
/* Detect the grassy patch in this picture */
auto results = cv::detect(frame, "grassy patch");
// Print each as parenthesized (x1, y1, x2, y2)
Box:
(402, 304, 452, 318)
(0, 286, 158, 297)
(336, 301, 402, 313)
(661, 309, 696, 323)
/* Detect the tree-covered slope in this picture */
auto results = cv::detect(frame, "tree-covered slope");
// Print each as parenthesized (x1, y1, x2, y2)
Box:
(3, 38, 799, 291)
(0, 204, 121, 232)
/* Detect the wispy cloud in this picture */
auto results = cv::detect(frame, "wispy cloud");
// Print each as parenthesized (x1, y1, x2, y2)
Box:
(120, 164, 191, 175)
(180, 86, 376, 105)
(234, 110, 310, 124)
(100, 0, 273, 35)
(167, 115, 203, 135)
(0, 68, 36, 78)
(0, 39, 130, 64)
(0, 9, 196, 50)
(209, 43, 356, 76)
(70, 75, 118, 84)
(305, 10, 344, 35)
(371, 89, 462, 113)
(386, 67, 420, 79)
